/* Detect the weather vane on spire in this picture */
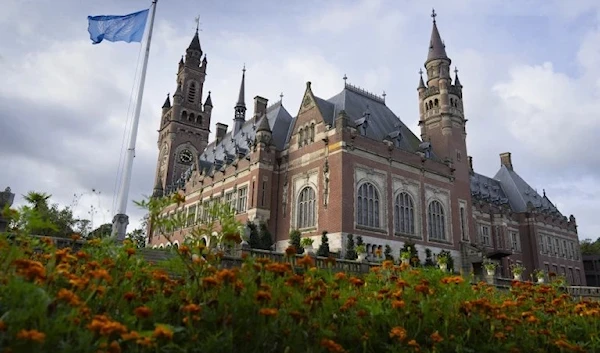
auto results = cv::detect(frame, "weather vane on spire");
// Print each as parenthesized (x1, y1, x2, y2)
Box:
(242, 63, 246, 73)
(419, 68, 423, 76)
(194, 16, 202, 32)
(431, 8, 437, 23)
(454, 67, 458, 75)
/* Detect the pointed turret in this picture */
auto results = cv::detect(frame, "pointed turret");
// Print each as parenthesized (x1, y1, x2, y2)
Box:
(426, 9, 450, 65)
(233, 66, 247, 135)
(173, 82, 183, 104)
(454, 67, 462, 87)
(178, 56, 184, 71)
(204, 90, 213, 107)
(185, 29, 202, 67)
(418, 69, 426, 90)
(257, 115, 271, 133)
(162, 94, 171, 109)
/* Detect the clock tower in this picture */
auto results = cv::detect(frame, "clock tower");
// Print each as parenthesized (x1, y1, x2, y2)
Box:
(153, 28, 213, 197)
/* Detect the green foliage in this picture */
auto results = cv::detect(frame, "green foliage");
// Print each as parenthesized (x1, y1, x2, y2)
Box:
(317, 231, 330, 257)
(1, 232, 598, 353)
(288, 229, 304, 254)
(344, 234, 357, 260)
(437, 250, 454, 271)
(400, 240, 420, 265)
(87, 223, 112, 239)
(355, 234, 364, 247)
(247, 221, 260, 249)
(384, 244, 393, 261)
(580, 237, 600, 255)
(11, 191, 78, 238)
(127, 228, 146, 249)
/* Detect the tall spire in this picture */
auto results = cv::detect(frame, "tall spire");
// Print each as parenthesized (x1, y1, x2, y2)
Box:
(418, 68, 426, 90)
(454, 67, 462, 87)
(233, 65, 247, 135)
(236, 65, 246, 108)
(426, 9, 449, 64)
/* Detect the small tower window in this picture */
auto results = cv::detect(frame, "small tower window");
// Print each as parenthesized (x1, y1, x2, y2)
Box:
(187, 82, 196, 104)
(425, 102, 429, 111)
(450, 98, 454, 107)
(181, 111, 187, 121)
(189, 113, 194, 122)
(434, 99, 439, 107)
(428, 101, 433, 109)
(197, 115, 203, 125)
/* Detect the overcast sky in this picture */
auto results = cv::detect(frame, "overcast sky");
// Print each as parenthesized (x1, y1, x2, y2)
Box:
(1, 0, 599, 240)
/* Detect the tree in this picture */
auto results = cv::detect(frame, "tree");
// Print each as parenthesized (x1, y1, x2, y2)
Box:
(344, 233, 357, 260)
(258, 222, 273, 250)
(580, 238, 600, 255)
(289, 229, 304, 254)
(247, 221, 261, 249)
(88, 223, 112, 239)
(424, 248, 435, 267)
(127, 228, 146, 248)
(317, 231, 330, 257)
(15, 191, 78, 238)
(384, 244, 393, 261)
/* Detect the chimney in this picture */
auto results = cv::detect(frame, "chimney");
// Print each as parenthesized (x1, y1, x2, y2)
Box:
(253, 96, 268, 119)
(216, 123, 228, 144)
(468, 156, 473, 172)
(500, 152, 513, 170)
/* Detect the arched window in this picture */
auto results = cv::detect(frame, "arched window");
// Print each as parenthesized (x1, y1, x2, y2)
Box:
(434, 98, 439, 107)
(310, 123, 315, 142)
(187, 82, 196, 104)
(427, 200, 446, 241)
(197, 115, 203, 125)
(297, 187, 316, 229)
(298, 128, 304, 147)
(428, 101, 433, 109)
(357, 182, 380, 228)
(425, 102, 429, 111)
(394, 192, 415, 235)
(181, 111, 187, 121)
(189, 113, 194, 122)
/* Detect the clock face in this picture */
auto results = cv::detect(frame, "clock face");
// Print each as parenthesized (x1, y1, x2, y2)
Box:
(179, 149, 194, 164)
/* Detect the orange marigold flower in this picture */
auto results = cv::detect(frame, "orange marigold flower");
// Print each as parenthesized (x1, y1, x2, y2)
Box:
(57, 288, 81, 306)
(16, 329, 46, 343)
(389, 326, 407, 341)
(178, 245, 190, 255)
(255, 290, 272, 302)
(392, 300, 405, 309)
(153, 325, 173, 340)
(87, 315, 128, 336)
(121, 331, 141, 341)
(349, 277, 364, 287)
(259, 308, 278, 317)
(108, 340, 121, 353)
(285, 246, 297, 257)
(89, 269, 112, 282)
(216, 269, 237, 283)
(441, 276, 465, 285)
(71, 234, 81, 241)
(182, 303, 202, 314)
(430, 331, 443, 343)
(125, 248, 136, 256)
(202, 276, 220, 287)
(334, 272, 347, 281)
(407, 339, 420, 350)
(297, 255, 314, 268)
(134, 306, 153, 319)
(494, 332, 506, 340)
(320, 338, 346, 353)
(123, 292, 136, 301)
(136, 336, 154, 347)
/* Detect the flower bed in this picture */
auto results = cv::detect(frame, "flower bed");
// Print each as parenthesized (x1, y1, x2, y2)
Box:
(0, 234, 598, 353)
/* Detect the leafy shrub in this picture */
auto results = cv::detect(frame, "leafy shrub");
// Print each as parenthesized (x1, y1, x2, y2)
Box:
(317, 231, 330, 257)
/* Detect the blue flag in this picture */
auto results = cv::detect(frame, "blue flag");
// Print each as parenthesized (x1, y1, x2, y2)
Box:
(87, 9, 149, 44)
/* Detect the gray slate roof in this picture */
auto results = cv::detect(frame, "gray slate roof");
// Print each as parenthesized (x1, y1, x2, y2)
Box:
(325, 85, 423, 152)
(471, 165, 562, 215)
(196, 101, 293, 174)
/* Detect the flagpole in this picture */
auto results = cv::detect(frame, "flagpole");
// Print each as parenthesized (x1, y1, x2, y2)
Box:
(112, 0, 158, 241)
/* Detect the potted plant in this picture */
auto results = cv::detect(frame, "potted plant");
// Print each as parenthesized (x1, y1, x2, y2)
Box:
(437, 253, 449, 271)
(400, 247, 412, 265)
(483, 258, 497, 276)
(533, 269, 545, 283)
(510, 263, 525, 281)
(300, 237, 315, 255)
(355, 244, 367, 262)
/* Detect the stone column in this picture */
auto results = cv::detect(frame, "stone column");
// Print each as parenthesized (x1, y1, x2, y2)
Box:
(0, 187, 15, 233)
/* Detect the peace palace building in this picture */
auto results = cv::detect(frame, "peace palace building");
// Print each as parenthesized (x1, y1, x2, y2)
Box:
(147, 12, 585, 285)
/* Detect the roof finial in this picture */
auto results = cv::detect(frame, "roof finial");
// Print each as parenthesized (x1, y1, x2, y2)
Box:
(242, 63, 246, 73)
(279, 92, 284, 102)
(543, 189, 546, 197)
(194, 15, 201, 33)
(419, 68, 423, 76)
(382, 90, 386, 102)
(454, 67, 458, 75)
(343, 74, 348, 85)
(431, 8, 437, 23)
